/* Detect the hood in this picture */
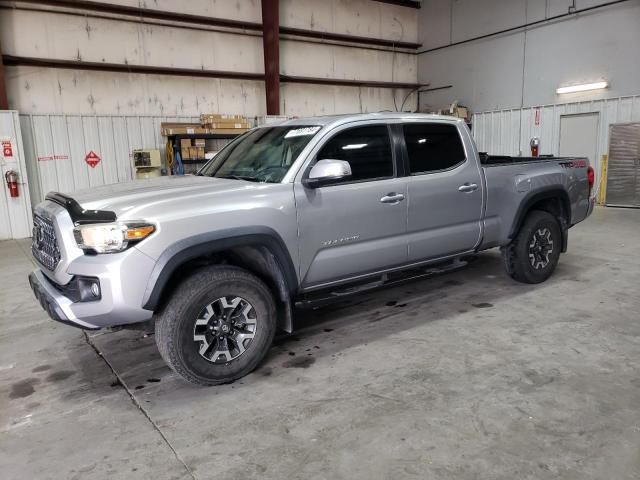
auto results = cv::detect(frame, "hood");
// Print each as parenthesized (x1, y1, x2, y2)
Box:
(68, 176, 262, 218)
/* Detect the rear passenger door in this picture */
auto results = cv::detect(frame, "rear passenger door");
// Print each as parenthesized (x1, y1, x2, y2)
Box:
(295, 123, 408, 288)
(402, 122, 483, 262)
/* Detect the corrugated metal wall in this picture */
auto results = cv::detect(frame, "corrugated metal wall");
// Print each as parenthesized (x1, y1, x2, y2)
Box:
(19, 114, 199, 206)
(472, 95, 640, 183)
(0, 111, 33, 239)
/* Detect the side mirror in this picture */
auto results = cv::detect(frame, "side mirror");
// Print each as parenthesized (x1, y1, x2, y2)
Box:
(303, 159, 352, 188)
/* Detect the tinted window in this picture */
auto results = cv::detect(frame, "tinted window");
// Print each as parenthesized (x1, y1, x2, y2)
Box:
(403, 123, 466, 174)
(317, 125, 393, 182)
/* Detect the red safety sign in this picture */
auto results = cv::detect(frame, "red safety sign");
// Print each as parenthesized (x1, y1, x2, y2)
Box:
(2, 141, 13, 158)
(85, 150, 101, 168)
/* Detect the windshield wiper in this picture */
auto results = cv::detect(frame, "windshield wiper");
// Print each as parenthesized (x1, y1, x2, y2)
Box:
(218, 175, 262, 182)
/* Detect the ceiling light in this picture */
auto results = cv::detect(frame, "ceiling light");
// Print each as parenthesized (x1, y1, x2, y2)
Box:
(556, 81, 608, 94)
(342, 143, 367, 150)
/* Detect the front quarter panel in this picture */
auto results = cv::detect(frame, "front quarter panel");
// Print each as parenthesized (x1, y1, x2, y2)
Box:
(132, 182, 300, 282)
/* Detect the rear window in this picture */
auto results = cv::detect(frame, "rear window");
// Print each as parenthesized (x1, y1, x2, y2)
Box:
(403, 123, 466, 174)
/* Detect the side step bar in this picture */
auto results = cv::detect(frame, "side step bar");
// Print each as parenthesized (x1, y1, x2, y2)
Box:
(295, 258, 469, 309)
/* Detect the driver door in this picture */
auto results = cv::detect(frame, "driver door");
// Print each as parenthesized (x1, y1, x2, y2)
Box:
(294, 123, 408, 289)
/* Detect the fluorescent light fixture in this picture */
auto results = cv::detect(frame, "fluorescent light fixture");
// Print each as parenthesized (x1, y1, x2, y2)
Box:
(342, 143, 367, 150)
(418, 138, 427, 144)
(556, 81, 608, 94)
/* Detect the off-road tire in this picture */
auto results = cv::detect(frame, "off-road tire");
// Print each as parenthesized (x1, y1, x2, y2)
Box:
(502, 210, 562, 284)
(155, 265, 276, 385)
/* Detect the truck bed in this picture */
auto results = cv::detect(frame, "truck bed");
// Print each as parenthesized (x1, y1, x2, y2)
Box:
(479, 153, 582, 166)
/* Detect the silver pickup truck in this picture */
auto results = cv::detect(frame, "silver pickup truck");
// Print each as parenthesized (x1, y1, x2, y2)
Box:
(28, 113, 595, 385)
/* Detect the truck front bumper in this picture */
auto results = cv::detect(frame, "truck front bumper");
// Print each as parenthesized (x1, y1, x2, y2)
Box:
(29, 245, 156, 329)
(29, 270, 99, 329)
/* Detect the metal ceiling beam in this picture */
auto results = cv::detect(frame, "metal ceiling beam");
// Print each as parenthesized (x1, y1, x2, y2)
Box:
(279, 27, 420, 49)
(280, 74, 421, 90)
(2, 55, 421, 90)
(16, 0, 263, 31)
(261, 0, 280, 115)
(1, 55, 265, 81)
(371, 0, 421, 8)
(18, 0, 421, 50)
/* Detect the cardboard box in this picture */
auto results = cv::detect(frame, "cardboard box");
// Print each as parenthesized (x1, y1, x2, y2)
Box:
(202, 122, 251, 130)
(189, 146, 199, 159)
(200, 114, 246, 124)
(197, 146, 205, 159)
(161, 125, 208, 136)
(181, 147, 190, 160)
(204, 128, 251, 135)
(180, 139, 192, 148)
(452, 106, 469, 119)
(194, 138, 206, 147)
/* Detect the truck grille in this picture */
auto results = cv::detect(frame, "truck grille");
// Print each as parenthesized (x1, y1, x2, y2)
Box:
(32, 215, 61, 271)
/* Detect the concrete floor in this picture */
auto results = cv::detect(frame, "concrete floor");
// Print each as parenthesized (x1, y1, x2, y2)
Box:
(1, 207, 639, 480)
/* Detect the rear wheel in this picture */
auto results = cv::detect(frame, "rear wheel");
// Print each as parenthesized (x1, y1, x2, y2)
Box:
(155, 265, 276, 385)
(502, 210, 562, 284)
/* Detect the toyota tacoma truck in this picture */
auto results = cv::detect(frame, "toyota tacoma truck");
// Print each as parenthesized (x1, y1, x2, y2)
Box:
(28, 113, 595, 385)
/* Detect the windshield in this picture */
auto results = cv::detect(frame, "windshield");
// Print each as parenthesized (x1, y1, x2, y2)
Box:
(199, 125, 322, 183)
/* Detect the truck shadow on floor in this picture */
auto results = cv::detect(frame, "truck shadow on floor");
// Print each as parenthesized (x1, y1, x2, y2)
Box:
(84, 249, 599, 392)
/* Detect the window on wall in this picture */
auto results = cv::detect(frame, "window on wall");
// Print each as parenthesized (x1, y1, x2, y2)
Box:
(317, 125, 393, 183)
(403, 123, 466, 174)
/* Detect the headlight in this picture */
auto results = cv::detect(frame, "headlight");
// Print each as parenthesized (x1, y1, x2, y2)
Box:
(74, 222, 156, 253)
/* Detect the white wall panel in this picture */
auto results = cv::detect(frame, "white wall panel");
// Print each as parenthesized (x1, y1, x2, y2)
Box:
(281, 0, 418, 42)
(2, 2, 418, 117)
(20, 114, 199, 205)
(0, 111, 33, 239)
(418, 0, 640, 112)
(472, 95, 640, 189)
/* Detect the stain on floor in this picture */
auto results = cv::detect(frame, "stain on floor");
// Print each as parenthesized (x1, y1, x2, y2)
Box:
(9, 378, 40, 399)
(473, 302, 494, 308)
(46, 370, 75, 382)
(32, 365, 51, 373)
(282, 357, 316, 369)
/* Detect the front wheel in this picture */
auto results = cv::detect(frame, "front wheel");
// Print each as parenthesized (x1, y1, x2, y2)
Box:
(155, 265, 276, 385)
(502, 210, 562, 284)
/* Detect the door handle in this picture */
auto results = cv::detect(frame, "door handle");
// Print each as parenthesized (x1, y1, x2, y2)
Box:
(380, 192, 405, 204)
(458, 183, 478, 193)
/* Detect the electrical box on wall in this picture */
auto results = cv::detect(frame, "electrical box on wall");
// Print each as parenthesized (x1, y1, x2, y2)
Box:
(132, 149, 162, 180)
(133, 149, 161, 168)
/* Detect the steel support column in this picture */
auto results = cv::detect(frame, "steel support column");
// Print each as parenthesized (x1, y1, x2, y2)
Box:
(261, 0, 280, 115)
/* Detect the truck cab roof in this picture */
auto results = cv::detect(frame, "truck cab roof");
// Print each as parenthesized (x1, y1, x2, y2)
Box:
(263, 112, 465, 129)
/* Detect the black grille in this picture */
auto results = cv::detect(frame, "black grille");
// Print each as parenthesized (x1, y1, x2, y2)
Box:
(32, 215, 61, 271)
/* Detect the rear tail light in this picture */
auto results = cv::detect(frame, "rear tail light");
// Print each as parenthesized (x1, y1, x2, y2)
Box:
(587, 165, 595, 196)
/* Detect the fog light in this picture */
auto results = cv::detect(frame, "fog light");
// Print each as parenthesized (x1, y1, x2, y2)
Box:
(77, 276, 102, 302)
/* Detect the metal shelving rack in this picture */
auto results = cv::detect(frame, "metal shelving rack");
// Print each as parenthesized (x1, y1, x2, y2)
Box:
(165, 130, 248, 173)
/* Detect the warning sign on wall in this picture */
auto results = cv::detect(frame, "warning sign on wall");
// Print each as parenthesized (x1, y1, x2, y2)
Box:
(2, 141, 13, 158)
(85, 151, 101, 168)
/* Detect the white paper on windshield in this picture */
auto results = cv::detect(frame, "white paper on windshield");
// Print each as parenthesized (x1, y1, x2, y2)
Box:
(285, 126, 321, 138)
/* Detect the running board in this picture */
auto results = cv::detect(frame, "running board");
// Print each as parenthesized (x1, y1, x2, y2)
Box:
(295, 258, 468, 309)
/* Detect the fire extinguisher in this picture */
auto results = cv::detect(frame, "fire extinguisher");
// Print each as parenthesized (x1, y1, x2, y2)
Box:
(530, 137, 540, 157)
(5, 170, 19, 198)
